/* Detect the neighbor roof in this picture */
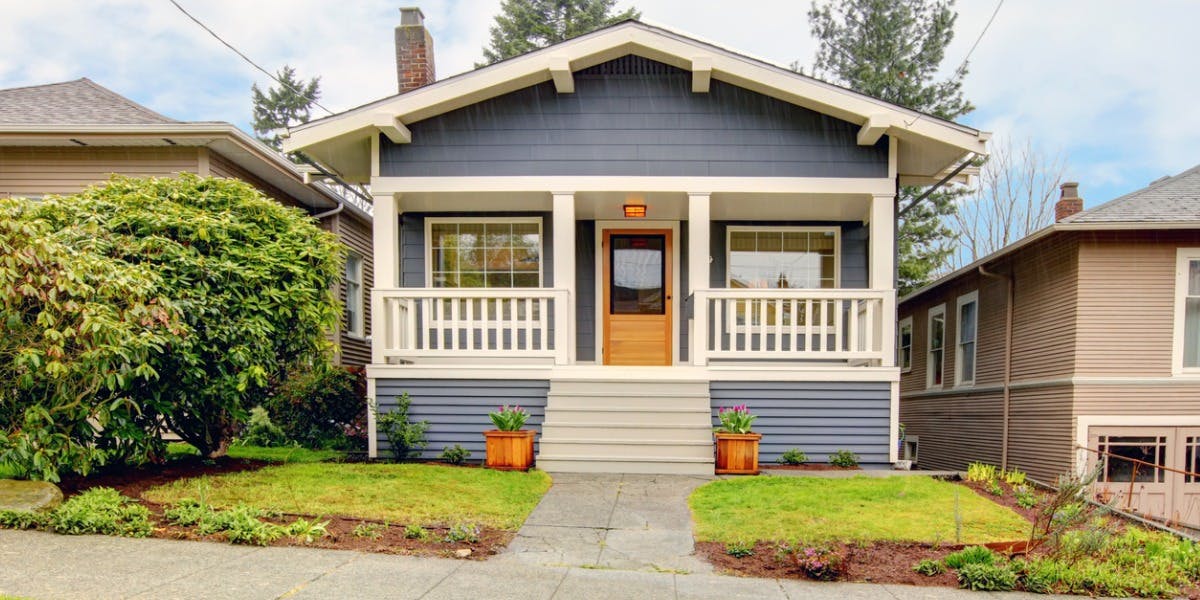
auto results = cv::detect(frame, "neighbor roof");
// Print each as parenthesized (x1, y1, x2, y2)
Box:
(0, 78, 177, 125)
(1062, 164, 1200, 224)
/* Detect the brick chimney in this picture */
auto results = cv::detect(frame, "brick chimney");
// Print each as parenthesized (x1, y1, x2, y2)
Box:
(1055, 182, 1083, 222)
(395, 7, 435, 93)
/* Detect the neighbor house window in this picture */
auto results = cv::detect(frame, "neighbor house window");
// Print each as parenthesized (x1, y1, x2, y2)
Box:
(927, 304, 946, 389)
(427, 218, 542, 288)
(1178, 250, 1200, 373)
(898, 316, 913, 372)
(955, 291, 978, 386)
(344, 252, 363, 337)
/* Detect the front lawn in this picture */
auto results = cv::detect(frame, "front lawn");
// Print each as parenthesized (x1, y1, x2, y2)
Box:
(690, 475, 1029, 545)
(166, 442, 342, 464)
(143, 463, 551, 531)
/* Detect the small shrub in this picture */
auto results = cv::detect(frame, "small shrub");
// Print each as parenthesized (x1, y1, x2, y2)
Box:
(1014, 485, 1037, 509)
(267, 364, 366, 450)
(965, 462, 998, 483)
(0, 509, 46, 530)
(986, 479, 1004, 496)
(48, 487, 152, 537)
(488, 405, 529, 431)
(440, 445, 472, 465)
(375, 393, 429, 460)
(777, 448, 808, 465)
(353, 522, 386, 540)
(403, 524, 429, 540)
(956, 563, 1016, 592)
(787, 545, 843, 581)
(725, 540, 755, 558)
(286, 518, 330, 544)
(828, 449, 859, 468)
(234, 406, 288, 447)
(1003, 468, 1027, 486)
(444, 522, 481, 544)
(912, 559, 945, 576)
(716, 405, 757, 434)
(943, 546, 996, 569)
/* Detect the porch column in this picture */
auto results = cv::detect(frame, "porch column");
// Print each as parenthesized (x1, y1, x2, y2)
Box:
(870, 193, 896, 367)
(552, 192, 575, 365)
(372, 192, 400, 366)
(688, 193, 711, 366)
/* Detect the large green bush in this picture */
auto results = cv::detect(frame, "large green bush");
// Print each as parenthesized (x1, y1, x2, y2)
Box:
(265, 365, 366, 449)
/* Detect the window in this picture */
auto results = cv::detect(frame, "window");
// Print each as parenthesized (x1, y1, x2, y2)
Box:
(1177, 250, 1200, 373)
(1097, 435, 1167, 483)
(727, 227, 838, 290)
(344, 252, 363, 337)
(955, 291, 978, 386)
(926, 304, 946, 389)
(427, 218, 542, 288)
(898, 316, 913, 372)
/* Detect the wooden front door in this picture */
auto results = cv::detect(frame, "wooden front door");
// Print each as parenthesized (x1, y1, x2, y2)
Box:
(602, 229, 672, 365)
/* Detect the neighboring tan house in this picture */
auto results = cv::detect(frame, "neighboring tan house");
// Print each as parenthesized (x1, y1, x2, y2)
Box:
(0, 78, 375, 367)
(899, 171, 1200, 527)
(283, 11, 989, 473)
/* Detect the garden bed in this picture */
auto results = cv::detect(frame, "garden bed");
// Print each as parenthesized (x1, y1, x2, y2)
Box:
(762, 464, 862, 471)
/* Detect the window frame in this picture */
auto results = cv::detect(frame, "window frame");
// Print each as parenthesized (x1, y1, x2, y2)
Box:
(344, 252, 364, 338)
(926, 304, 947, 390)
(724, 226, 841, 289)
(1175, 248, 1200, 376)
(424, 216, 544, 289)
(898, 316, 913, 373)
(954, 290, 979, 387)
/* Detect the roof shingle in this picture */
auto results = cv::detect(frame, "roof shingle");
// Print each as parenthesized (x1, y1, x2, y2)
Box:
(0, 78, 176, 125)
(1064, 164, 1200, 224)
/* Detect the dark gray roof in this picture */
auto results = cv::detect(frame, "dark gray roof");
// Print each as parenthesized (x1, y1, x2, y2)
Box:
(0, 78, 176, 125)
(1064, 164, 1200, 224)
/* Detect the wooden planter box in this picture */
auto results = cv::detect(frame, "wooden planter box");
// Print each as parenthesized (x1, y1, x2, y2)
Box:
(484, 429, 536, 471)
(715, 432, 762, 475)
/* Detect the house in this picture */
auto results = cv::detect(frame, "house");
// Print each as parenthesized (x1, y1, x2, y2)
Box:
(282, 9, 989, 473)
(0, 78, 375, 367)
(899, 172, 1200, 526)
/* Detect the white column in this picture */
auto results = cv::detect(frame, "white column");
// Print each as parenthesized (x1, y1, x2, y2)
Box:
(552, 192, 576, 365)
(688, 193, 711, 366)
(371, 193, 400, 367)
(870, 193, 896, 367)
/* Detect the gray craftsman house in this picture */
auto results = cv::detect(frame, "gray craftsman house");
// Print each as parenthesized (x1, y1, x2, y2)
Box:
(283, 12, 989, 473)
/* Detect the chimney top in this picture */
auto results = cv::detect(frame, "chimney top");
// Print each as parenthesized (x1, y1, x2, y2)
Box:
(1055, 182, 1084, 222)
(400, 7, 424, 26)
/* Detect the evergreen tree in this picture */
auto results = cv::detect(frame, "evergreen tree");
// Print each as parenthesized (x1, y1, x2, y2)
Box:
(806, 0, 974, 293)
(479, 0, 640, 66)
(251, 65, 321, 150)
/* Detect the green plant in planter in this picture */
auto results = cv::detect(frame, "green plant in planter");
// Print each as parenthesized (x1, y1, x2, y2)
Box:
(716, 405, 757, 434)
(489, 405, 529, 431)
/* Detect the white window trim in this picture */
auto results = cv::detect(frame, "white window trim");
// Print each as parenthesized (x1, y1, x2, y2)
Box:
(954, 290, 979, 387)
(423, 216, 544, 288)
(898, 316, 913, 373)
(1174, 248, 1200, 376)
(345, 252, 364, 338)
(724, 226, 841, 289)
(926, 303, 946, 390)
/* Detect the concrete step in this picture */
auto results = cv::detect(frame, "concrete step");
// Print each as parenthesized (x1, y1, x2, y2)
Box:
(539, 438, 714, 460)
(548, 380, 709, 396)
(537, 455, 715, 475)
(544, 407, 712, 426)
(546, 393, 709, 411)
(541, 422, 714, 442)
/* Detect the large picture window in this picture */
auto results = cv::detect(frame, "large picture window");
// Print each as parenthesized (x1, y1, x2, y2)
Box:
(727, 228, 838, 289)
(1179, 251, 1200, 373)
(956, 291, 978, 386)
(428, 219, 542, 288)
(927, 304, 946, 389)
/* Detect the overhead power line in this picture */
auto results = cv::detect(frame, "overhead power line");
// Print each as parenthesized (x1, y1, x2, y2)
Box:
(955, 0, 1005, 76)
(166, 0, 334, 116)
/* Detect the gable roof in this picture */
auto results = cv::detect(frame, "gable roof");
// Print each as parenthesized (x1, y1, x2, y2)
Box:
(0, 78, 177, 125)
(1062, 164, 1200, 224)
(282, 20, 989, 183)
(901, 164, 1200, 304)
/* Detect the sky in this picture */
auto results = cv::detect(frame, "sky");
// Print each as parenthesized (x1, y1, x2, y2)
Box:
(1, 0, 1198, 206)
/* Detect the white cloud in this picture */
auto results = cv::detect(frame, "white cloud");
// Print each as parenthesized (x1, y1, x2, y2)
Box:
(1, 0, 1196, 201)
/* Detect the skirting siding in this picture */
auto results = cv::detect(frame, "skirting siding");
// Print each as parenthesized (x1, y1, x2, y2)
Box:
(710, 381, 891, 465)
(374, 379, 549, 460)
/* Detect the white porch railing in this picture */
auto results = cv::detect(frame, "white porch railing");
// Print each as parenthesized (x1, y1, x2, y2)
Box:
(692, 289, 896, 365)
(373, 288, 571, 364)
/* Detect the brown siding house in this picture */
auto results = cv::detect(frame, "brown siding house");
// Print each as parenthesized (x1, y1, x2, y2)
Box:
(899, 171, 1200, 527)
(0, 78, 373, 367)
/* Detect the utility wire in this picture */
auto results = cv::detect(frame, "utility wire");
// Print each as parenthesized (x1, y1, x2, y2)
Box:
(167, 0, 334, 116)
(955, 0, 1005, 77)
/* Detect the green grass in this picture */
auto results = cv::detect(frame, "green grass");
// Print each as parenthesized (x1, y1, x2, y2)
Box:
(143, 463, 552, 530)
(166, 443, 342, 464)
(689, 476, 1030, 545)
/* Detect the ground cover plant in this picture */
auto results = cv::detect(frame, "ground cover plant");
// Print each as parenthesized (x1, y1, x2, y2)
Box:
(166, 442, 341, 464)
(0, 487, 152, 537)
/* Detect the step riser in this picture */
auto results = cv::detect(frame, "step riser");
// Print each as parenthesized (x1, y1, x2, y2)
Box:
(542, 425, 714, 442)
(546, 395, 710, 411)
(537, 459, 714, 476)
(539, 442, 713, 459)
(544, 410, 712, 426)
(549, 380, 709, 396)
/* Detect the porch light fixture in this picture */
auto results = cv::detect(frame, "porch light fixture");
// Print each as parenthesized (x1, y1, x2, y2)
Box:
(623, 204, 647, 218)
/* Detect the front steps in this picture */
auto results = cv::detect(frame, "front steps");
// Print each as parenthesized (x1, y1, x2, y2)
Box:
(536, 379, 715, 475)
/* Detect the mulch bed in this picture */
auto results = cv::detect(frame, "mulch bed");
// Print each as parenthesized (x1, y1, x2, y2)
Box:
(56, 456, 510, 559)
(762, 464, 862, 471)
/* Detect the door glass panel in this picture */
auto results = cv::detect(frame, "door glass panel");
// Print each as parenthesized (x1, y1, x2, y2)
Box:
(610, 235, 665, 315)
(1098, 435, 1167, 483)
